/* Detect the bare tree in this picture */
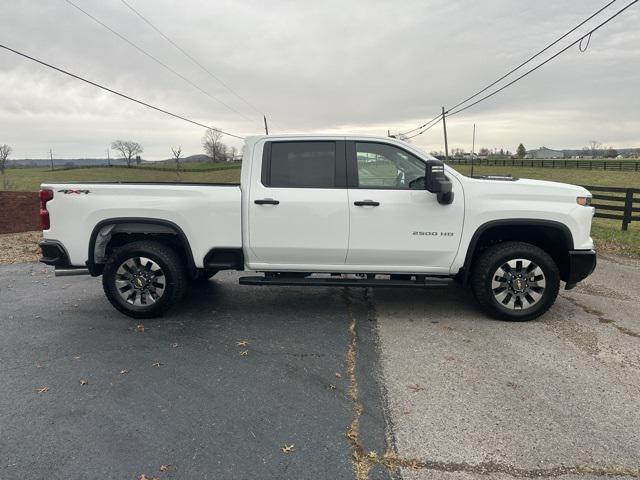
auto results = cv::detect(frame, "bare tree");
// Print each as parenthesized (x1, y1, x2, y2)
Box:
(218, 143, 228, 162)
(589, 140, 602, 158)
(0, 144, 12, 175)
(111, 140, 143, 167)
(202, 129, 224, 162)
(171, 146, 183, 170)
(229, 146, 238, 162)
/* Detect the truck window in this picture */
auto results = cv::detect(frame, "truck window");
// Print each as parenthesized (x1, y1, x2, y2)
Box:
(355, 142, 425, 189)
(267, 142, 336, 188)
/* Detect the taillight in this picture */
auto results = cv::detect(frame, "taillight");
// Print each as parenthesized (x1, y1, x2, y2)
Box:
(39, 189, 53, 230)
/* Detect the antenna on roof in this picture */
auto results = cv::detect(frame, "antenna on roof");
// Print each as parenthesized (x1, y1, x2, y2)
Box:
(263, 115, 269, 135)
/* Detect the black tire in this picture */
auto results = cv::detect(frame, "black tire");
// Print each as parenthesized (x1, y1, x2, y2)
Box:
(102, 240, 188, 319)
(470, 241, 560, 322)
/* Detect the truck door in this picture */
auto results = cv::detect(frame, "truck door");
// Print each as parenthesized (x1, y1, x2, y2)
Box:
(247, 140, 349, 268)
(345, 141, 464, 273)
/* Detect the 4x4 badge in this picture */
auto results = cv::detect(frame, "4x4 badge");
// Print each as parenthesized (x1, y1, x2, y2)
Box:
(58, 189, 90, 194)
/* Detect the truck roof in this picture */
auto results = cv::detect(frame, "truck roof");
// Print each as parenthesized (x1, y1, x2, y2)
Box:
(245, 134, 401, 142)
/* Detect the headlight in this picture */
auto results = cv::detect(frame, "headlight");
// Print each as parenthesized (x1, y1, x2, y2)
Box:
(576, 196, 592, 206)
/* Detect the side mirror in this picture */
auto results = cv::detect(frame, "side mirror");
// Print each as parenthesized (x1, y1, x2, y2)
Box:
(425, 160, 454, 205)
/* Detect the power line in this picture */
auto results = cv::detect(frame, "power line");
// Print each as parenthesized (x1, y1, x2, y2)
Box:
(447, 0, 618, 113)
(0, 43, 245, 139)
(119, 0, 271, 124)
(447, 0, 639, 117)
(401, 0, 623, 138)
(405, 117, 442, 139)
(63, 0, 260, 128)
(399, 112, 441, 136)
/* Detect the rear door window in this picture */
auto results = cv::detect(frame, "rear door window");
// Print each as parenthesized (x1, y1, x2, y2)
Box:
(265, 142, 337, 188)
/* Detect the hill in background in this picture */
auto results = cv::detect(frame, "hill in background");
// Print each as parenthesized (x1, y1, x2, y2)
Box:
(7, 154, 220, 168)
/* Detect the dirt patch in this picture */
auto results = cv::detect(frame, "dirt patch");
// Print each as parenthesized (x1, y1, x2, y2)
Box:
(0, 231, 41, 264)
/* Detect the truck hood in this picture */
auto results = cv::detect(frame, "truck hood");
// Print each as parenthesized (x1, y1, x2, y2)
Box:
(471, 176, 591, 197)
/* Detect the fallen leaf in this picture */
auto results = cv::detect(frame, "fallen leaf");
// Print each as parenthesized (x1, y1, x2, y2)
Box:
(239, 350, 248, 356)
(407, 384, 425, 392)
(79, 379, 88, 386)
(120, 369, 129, 375)
(136, 324, 145, 332)
(280, 444, 296, 453)
(335, 372, 342, 379)
(159, 464, 171, 472)
(152, 361, 161, 368)
(236, 340, 249, 347)
(35, 386, 49, 393)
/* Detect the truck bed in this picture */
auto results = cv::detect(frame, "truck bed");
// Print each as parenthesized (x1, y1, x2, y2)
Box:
(41, 182, 242, 268)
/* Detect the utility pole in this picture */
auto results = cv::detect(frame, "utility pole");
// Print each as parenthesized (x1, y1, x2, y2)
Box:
(470, 123, 476, 177)
(442, 106, 449, 161)
(263, 115, 269, 135)
(107, 148, 111, 167)
(49, 149, 54, 171)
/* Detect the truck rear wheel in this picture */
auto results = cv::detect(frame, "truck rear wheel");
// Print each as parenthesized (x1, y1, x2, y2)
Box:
(471, 241, 560, 321)
(102, 240, 188, 319)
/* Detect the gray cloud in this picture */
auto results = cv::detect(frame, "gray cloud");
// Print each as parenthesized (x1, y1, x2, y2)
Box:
(1, 0, 638, 159)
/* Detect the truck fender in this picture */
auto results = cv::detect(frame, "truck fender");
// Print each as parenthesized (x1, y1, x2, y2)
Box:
(87, 218, 197, 277)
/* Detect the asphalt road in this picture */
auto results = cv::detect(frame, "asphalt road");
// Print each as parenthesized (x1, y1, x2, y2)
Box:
(1, 255, 639, 480)
(0, 265, 388, 480)
(375, 253, 640, 479)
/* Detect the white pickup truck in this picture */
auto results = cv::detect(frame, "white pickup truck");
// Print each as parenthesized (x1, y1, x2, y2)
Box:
(39, 135, 596, 321)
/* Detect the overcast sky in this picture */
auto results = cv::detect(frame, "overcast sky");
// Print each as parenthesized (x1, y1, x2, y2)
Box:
(1, 0, 639, 160)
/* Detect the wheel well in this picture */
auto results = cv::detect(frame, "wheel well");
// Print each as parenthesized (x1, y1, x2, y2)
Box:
(463, 222, 573, 283)
(88, 219, 196, 277)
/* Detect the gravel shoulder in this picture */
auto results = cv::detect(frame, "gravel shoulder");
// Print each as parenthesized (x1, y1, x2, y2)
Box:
(373, 255, 640, 479)
(0, 231, 41, 264)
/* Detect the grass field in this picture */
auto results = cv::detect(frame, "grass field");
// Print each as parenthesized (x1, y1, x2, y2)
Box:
(2, 162, 639, 257)
(1, 163, 242, 191)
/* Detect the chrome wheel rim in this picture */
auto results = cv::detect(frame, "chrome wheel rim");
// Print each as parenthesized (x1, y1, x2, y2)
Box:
(115, 256, 166, 306)
(491, 258, 546, 311)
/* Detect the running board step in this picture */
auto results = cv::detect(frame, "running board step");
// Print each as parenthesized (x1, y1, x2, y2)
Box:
(238, 275, 451, 288)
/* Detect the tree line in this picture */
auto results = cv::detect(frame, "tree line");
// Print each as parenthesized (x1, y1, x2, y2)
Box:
(111, 128, 239, 169)
(0, 128, 240, 173)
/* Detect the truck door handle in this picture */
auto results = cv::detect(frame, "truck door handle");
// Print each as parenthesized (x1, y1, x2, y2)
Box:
(354, 200, 380, 207)
(254, 198, 280, 205)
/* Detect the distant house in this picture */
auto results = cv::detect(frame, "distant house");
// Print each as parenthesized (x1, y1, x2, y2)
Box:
(525, 147, 564, 159)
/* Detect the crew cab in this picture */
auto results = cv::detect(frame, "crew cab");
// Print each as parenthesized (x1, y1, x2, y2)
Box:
(39, 135, 596, 321)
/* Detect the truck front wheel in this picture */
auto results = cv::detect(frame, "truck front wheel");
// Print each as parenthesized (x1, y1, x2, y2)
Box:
(102, 240, 188, 319)
(471, 241, 560, 321)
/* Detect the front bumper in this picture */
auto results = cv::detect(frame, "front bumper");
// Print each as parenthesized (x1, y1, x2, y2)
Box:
(565, 249, 597, 289)
(39, 239, 70, 267)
